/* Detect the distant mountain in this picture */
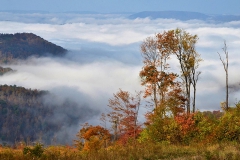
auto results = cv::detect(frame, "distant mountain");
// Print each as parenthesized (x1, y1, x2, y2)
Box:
(129, 11, 240, 22)
(129, 11, 208, 21)
(212, 14, 240, 22)
(0, 33, 67, 63)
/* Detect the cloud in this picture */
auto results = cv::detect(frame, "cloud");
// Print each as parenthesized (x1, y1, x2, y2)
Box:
(40, 86, 100, 144)
(1, 12, 240, 48)
(0, 14, 239, 97)
(1, 12, 240, 143)
(0, 53, 144, 144)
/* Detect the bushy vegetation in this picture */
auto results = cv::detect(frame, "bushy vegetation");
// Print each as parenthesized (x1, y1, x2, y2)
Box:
(71, 103, 240, 159)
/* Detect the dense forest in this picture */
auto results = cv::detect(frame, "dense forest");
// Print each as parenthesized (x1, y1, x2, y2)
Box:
(0, 33, 67, 62)
(0, 85, 95, 145)
(0, 85, 52, 144)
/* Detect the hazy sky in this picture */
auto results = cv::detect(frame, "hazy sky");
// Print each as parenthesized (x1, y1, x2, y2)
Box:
(1, 0, 240, 15)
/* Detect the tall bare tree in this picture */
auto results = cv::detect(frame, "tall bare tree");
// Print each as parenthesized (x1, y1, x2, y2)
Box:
(217, 40, 229, 111)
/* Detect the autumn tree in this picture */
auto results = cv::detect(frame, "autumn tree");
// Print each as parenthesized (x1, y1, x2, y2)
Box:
(217, 40, 229, 111)
(107, 89, 142, 144)
(140, 36, 159, 109)
(139, 30, 185, 117)
(173, 29, 202, 113)
(74, 123, 111, 151)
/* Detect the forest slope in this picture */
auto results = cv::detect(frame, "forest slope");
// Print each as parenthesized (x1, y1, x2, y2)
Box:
(0, 33, 67, 62)
(0, 85, 94, 145)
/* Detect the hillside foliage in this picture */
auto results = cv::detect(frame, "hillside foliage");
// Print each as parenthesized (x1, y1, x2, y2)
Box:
(0, 85, 55, 144)
(0, 85, 95, 145)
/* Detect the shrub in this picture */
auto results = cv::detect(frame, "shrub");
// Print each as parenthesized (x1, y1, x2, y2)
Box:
(23, 142, 44, 158)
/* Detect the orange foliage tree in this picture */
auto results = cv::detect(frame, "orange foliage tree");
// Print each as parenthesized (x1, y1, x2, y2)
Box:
(139, 30, 190, 144)
(139, 30, 185, 118)
(175, 113, 198, 142)
(107, 89, 142, 144)
(74, 123, 111, 151)
(140, 29, 202, 116)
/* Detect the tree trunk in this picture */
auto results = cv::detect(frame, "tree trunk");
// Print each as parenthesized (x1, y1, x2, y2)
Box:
(217, 40, 228, 111)
(226, 63, 228, 110)
(193, 85, 196, 113)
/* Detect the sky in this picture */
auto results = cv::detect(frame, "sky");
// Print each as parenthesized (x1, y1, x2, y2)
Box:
(1, 0, 240, 15)
(0, 2, 240, 144)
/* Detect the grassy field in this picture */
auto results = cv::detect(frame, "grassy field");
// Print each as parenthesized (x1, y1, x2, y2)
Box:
(1, 141, 240, 160)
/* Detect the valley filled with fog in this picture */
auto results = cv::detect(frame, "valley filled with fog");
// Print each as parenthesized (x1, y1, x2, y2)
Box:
(0, 12, 240, 144)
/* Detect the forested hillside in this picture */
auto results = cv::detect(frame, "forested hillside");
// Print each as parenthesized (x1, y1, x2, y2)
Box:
(0, 85, 94, 145)
(0, 85, 54, 144)
(0, 33, 67, 62)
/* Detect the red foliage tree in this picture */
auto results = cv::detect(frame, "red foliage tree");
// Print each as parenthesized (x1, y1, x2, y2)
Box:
(107, 89, 142, 144)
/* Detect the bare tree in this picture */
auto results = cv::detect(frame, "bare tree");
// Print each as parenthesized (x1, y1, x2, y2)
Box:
(217, 40, 229, 111)
(190, 54, 202, 113)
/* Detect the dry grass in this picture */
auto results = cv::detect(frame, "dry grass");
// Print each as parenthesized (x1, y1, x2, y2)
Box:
(0, 142, 240, 160)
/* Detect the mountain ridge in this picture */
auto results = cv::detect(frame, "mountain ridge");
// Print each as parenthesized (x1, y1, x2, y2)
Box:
(129, 11, 240, 22)
(0, 33, 67, 63)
